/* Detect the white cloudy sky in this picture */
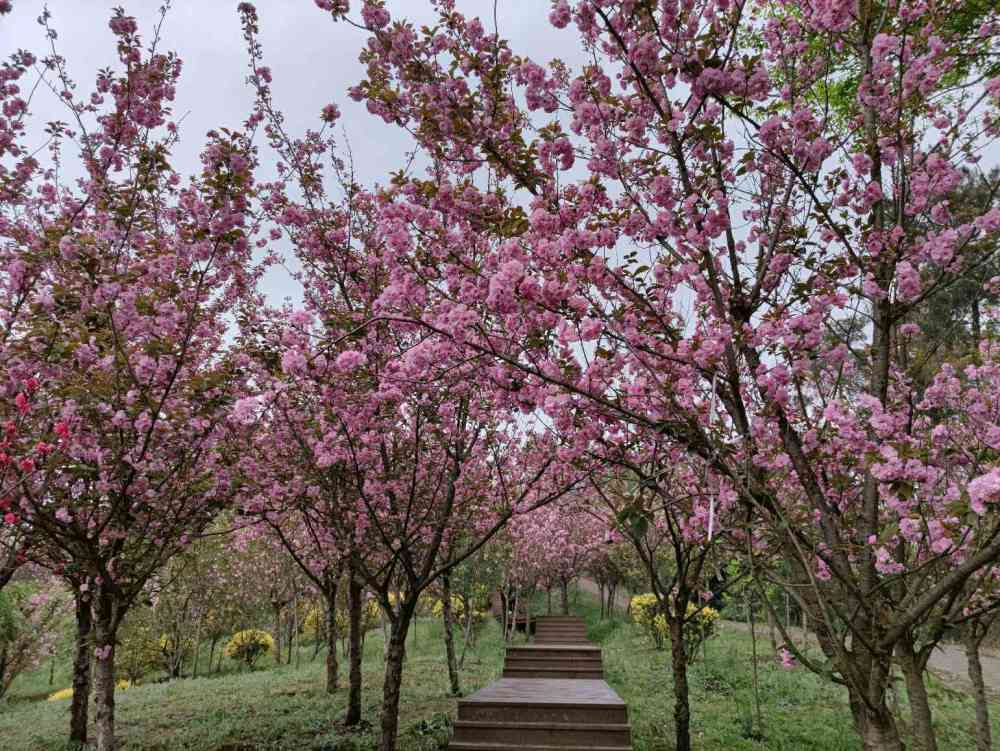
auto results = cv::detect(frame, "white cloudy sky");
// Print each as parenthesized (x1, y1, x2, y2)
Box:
(1, 1, 584, 301)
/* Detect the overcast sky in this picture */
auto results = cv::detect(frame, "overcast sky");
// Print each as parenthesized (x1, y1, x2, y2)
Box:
(1, 1, 584, 302)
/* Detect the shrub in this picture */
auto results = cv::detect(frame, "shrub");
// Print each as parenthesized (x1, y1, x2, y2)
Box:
(47, 680, 130, 702)
(224, 629, 274, 668)
(47, 687, 74, 702)
(117, 611, 161, 685)
(158, 632, 195, 676)
(629, 594, 721, 659)
(683, 603, 720, 662)
(303, 600, 382, 641)
(630, 593, 666, 649)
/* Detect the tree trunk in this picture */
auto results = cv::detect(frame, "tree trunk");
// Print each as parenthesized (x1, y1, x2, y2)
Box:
(0, 645, 8, 700)
(897, 638, 937, 751)
(324, 575, 339, 694)
(379, 612, 414, 751)
(346, 571, 364, 726)
(92, 590, 119, 751)
(459, 604, 475, 668)
(668, 617, 692, 751)
(442, 573, 461, 696)
(274, 604, 283, 667)
(509, 587, 520, 642)
(966, 629, 992, 751)
(560, 580, 569, 615)
(192, 617, 203, 678)
(547, 587, 552, 615)
(849, 691, 905, 751)
(70, 590, 93, 748)
(765, 607, 779, 660)
(208, 636, 218, 675)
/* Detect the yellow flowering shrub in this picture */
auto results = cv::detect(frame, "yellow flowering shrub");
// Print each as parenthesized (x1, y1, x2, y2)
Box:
(47, 680, 130, 702)
(429, 595, 465, 619)
(429, 596, 488, 625)
(303, 600, 383, 640)
(629, 594, 721, 658)
(683, 603, 720, 662)
(224, 629, 274, 668)
(629, 593, 667, 648)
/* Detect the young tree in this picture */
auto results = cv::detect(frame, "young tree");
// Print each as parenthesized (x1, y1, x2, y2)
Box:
(2, 10, 262, 749)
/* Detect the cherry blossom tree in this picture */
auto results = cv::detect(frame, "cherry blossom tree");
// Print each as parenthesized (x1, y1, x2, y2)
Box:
(1, 9, 263, 749)
(317, 2, 1000, 749)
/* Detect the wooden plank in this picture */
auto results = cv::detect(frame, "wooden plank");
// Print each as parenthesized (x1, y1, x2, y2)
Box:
(462, 678, 625, 707)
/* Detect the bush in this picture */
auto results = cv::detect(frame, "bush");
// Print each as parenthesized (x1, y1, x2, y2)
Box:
(47, 680, 130, 702)
(157, 632, 196, 677)
(429, 596, 486, 625)
(683, 602, 720, 662)
(303, 599, 383, 641)
(224, 629, 274, 668)
(630, 593, 667, 649)
(117, 611, 161, 685)
(629, 594, 720, 659)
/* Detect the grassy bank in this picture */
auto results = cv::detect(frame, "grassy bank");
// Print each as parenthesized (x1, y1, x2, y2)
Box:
(570, 587, 1000, 751)
(3, 589, 997, 750)
(0, 618, 506, 751)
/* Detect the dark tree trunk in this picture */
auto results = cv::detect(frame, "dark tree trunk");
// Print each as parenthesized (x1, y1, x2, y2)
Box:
(345, 570, 364, 726)
(273, 604, 283, 667)
(547, 587, 552, 615)
(668, 617, 692, 751)
(378, 609, 414, 751)
(560, 580, 569, 615)
(92, 590, 119, 751)
(897, 638, 937, 751)
(848, 690, 905, 751)
(324, 574, 339, 694)
(441, 573, 461, 696)
(208, 636, 218, 675)
(70, 590, 93, 748)
(765, 607, 779, 660)
(0, 645, 8, 699)
(966, 629, 992, 751)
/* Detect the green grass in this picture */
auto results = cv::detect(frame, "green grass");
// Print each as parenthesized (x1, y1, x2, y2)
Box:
(0, 618, 505, 750)
(569, 585, 1000, 751)
(3, 590, 998, 750)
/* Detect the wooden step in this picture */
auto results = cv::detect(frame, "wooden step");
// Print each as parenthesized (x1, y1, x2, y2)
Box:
(503, 667, 605, 679)
(507, 645, 601, 657)
(449, 745, 630, 751)
(534, 637, 592, 644)
(534, 616, 587, 623)
(459, 701, 628, 725)
(452, 721, 631, 747)
(451, 673, 632, 750)
(505, 658, 603, 671)
(535, 627, 588, 634)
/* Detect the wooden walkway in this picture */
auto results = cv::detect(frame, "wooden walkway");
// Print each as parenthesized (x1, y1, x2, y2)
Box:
(449, 616, 632, 750)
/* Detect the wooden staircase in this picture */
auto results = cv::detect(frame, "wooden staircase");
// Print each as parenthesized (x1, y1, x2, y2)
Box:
(502, 644, 604, 679)
(449, 616, 632, 751)
(533, 616, 591, 644)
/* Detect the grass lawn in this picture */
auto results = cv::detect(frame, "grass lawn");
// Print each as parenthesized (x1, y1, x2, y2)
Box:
(574, 588, 1000, 751)
(0, 618, 507, 750)
(3, 590, 998, 750)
